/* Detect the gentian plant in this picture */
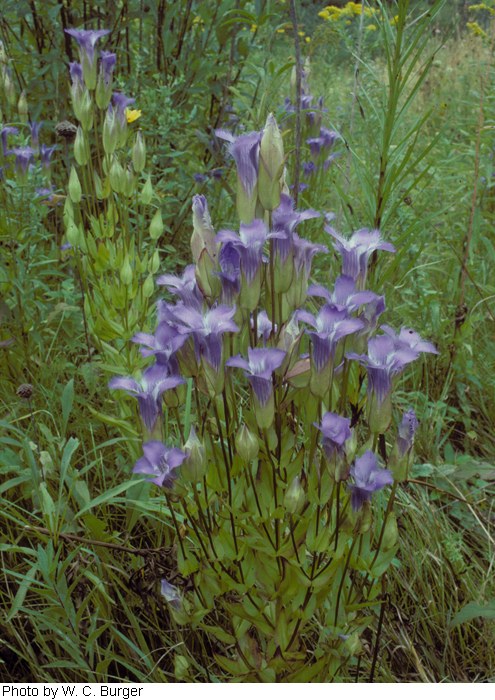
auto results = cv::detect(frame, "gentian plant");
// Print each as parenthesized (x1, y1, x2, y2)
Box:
(106, 106, 437, 682)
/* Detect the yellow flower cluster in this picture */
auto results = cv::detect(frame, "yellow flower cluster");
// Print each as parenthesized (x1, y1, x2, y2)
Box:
(467, 20, 488, 36)
(469, 3, 495, 14)
(126, 108, 141, 124)
(318, 2, 376, 21)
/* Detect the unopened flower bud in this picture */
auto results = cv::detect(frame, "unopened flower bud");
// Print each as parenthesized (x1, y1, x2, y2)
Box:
(103, 105, 118, 155)
(235, 424, 259, 462)
(79, 90, 93, 131)
(109, 155, 125, 193)
(120, 255, 133, 285)
(132, 130, 146, 173)
(284, 475, 305, 514)
(258, 113, 285, 211)
(74, 126, 88, 165)
(149, 208, 164, 240)
(381, 512, 398, 552)
(0, 42, 7, 72)
(68, 166, 82, 203)
(140, 173, 153, 204)
(181, 426, 206, 481)
(3, 67, 16, 107)
(124, 165, 136, 198)
(17, 90, 28, 123)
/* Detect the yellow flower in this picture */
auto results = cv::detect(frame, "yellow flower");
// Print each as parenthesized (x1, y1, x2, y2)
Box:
(390, 14, 399, 25)
(467, 20, 488, 36)
(298, 31, 305, 36)
(306, 36, 311, 42)
(366, 24, 377, 31)
(126, 108, 142, 124)
(277, 28, 285, 33)
(469, 2, 495, 12)
(250, 23, 257, 32)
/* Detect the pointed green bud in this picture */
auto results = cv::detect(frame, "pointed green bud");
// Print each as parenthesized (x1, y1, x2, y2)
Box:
(102, 106, 118, 155)
(17, 90, 28, 123)
(109, 155, 125, 193)
(235, 424, 259, 462)
(74, 126, 88, 165)
(353, 500, 372, 535)
(123, 165, 136, 198)
(63, 195, 74, 228)
(284, 476, 305, 515)
(141, 173, 153, 204)
(3, 67, 16, 107)
(66, 218, 83, 247)
(195, 248, 221, 300)
(181, 426, 206, 482)
(142, 272, 154, 298)
(382, 512, 398, 552)
(68, 166, 82, 203)
(258, 113, 285, 211)
(120, 255, 133, 285)
(150, 250, 160, 273)
(116, 115, 128, 150)
(79, 89, 93, 132)
(150, 208, 164, 240)
(132, 130, 146, 173)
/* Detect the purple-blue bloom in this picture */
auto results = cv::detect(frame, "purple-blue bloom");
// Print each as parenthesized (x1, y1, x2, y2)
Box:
(65, 28, 110, 68)
(11, 146, 37, 175)
(347, 334, 420, 409)
(28, 121, 43, 151)
(132, 319, 187, 373)
(348, 450, 394, 513)
(156, 265, 204, 312)
(214, 242, 241, 306)
(194, 173, 207, 184)
(100, 50, 116, 88)
(292, 234, 328, 280)
(397, 409, 419, 458)
(133, 440, 185, 488)
(314, 412, 352, 461)
(302, 161, 317, 181)
(161, 579, 181, 610)
(113, 92, 136, 126)
(272, 194, 320, 264)
(39, 143, 57, 176)
(226, 347, 286, 407)
(299, 304, 364, 374)
(253, 310, 276, 346)
(167, 304, 239, 373)
(216, 219, 282, 285)
(325, 227, 395, 287)
(108, 365, 185, 435)
(215, 129, 262, 202)
(1, 126, 19, 156)
(306, 127, 340, 158)
(34, 186, 54, 203)
(307, 275, 377, 314)
(380, 325, 438, 356)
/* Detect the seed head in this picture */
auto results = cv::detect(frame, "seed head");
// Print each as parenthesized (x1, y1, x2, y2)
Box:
(55, 121, 78, 142)
(17, 384, 34, 399)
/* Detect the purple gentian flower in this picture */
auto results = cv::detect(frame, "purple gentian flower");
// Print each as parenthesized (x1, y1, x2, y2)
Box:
(28, 121, 43, 151)
(397, 409, 419, 458)
(326, 226, 395, 287)
(314, 412, 352, 461)
(211, 168, 224, 180)
(168, 304, 239, 373)
(292, 234, 328, 280)
(306, 127, 340, 158)
(347, 334, 419, 409)
(108, 365, 185, 435)
(272, 193, 320, 265)
(194, 173, 207, 184)
(156, 265, 204, 312)
(226, 347, 286, 407)
(11, 146, 37, 175)
(69, 61, 84, 85)
(113, 92, 136, 127)
(100, 50, 116, 89)
(302, 161, 317, 181)
(253, 311, 276, 346)
(307, 275, 378, 314)
(34, 186, 54, 203)
(215, 129, 262, 204)
(61, 242, 73, 251)
(132, 319, 187, 374)
(161, 579, 181, 610)
(1, 126, 19, 156)
(380, 325, 438, 356)
(214, 242, 241, 306)
(348, 450, 393, 513)
(299, 304, 364, 375)
(216, 219, 282, 285)
(65, 28, 110, 69)
(39, 143, 57, 177)
(133, 440, 185, 488)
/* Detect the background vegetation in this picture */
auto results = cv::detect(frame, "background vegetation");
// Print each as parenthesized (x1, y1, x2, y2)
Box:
(1, 0, 495, 683)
